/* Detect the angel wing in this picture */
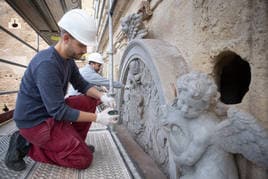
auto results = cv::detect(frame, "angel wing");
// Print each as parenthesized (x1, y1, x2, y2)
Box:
(213, 107, 268, 168)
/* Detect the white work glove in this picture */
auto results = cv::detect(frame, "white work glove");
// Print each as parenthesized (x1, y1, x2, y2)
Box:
(96, 107, 119, 126)
(100, 93, 116, 108)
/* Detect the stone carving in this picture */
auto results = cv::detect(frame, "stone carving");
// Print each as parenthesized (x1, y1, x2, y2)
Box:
(125, 59, 142, 89)
(120, 13, 148, 41)
(162, 72, 268, 179)
(121, 58, 168, 171)
(119, 39, 189, 174)
(138, 0, 153, 20)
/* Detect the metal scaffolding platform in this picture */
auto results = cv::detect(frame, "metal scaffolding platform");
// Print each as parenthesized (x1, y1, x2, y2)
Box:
(0, 121, 141, 179)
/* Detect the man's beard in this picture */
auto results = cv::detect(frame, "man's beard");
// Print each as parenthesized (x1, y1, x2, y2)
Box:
(68, 52, 83, 60)
(73, 54, 83, 60)
(66, 46, 84, 60)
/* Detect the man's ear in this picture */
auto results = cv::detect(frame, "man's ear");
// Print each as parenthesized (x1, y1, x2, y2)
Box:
(62, 33, 71, 43)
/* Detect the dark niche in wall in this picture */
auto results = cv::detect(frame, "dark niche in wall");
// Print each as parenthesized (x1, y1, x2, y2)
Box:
(213, 51, 251, 104)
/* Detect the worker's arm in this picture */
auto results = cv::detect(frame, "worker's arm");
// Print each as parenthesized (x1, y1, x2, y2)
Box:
(81, 67, 124, 88)
(89, 73, 124, 88)
(77, 107, 118, 126)
(76, 108, 118, 125)
(76, 111, 97, 122)
(86, 86, 116, 108)
(75, 86, 117, 123)
(75, 87, 102, 122)
(85, 86, 103, 99)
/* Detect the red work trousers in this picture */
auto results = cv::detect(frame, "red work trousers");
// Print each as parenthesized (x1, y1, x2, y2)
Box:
(19, 95, 99, 169)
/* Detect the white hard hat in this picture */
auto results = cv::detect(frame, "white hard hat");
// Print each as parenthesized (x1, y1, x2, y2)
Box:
(87, 52, 104, 64)
(58, 9, 96, 46)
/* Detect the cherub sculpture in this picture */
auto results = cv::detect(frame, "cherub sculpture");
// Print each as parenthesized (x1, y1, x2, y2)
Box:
(162, 72, 268, 179)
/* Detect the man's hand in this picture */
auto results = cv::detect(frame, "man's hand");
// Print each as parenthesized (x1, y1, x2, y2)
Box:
(100, 93, 116, 108)
(96, 107, 119, 125)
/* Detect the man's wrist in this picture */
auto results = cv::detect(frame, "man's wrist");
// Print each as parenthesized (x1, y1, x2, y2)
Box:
(93, 113, 97, 122)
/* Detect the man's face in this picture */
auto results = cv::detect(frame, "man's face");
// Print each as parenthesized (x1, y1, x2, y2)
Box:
(92, 62, 102, 73)
(65, 35, 87, 60)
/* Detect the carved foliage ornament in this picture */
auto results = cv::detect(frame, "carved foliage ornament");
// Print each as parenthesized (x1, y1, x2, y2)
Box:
(120, 13, 148, 41)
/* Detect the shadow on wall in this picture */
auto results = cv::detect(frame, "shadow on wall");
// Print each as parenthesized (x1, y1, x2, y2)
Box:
(213, 51, 251, 104)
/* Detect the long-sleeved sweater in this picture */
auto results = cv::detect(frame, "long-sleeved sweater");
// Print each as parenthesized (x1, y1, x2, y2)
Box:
(14, 46, 93, 128)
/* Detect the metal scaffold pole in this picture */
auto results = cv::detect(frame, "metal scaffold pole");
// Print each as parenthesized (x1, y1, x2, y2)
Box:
(108, 0, 114, 96)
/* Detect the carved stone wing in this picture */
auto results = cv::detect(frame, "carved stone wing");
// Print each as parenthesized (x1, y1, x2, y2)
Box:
(213, 107, 268, 168)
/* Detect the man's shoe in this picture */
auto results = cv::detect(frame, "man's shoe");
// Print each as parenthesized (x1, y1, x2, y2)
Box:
(5, 131, 31, 171)
(88, 144, 95, 153)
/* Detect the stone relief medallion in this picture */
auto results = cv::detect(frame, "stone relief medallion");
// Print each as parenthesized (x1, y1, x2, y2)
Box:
(122, 57, 166, 165)
(118, 39, 188, 173)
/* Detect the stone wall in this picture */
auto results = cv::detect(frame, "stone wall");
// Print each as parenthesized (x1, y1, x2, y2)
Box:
(0, 0, 48, 110)
(98, 0, 268, 177)
(111, 0, 268, 123)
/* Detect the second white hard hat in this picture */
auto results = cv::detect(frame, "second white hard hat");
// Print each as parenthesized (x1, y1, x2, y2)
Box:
(58, 9, 96, 46)
(87, 53, 104, 64)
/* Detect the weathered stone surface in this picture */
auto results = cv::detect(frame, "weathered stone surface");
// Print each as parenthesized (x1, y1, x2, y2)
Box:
(118, 39, 188, 173)
(163, 72, 268, 179)
(107, 0, 268, 177)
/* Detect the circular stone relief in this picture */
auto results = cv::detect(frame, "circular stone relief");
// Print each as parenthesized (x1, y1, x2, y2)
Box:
(118, 39, 188, 172)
